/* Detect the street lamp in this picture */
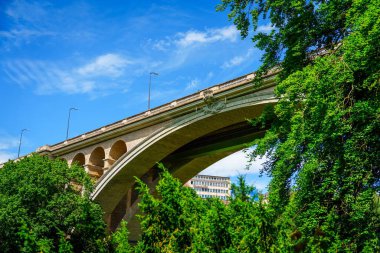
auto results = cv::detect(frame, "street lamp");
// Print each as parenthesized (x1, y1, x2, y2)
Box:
(148, 72, 159, 110)
(66, 107, 78, 140)
(18, 129, 28, 158)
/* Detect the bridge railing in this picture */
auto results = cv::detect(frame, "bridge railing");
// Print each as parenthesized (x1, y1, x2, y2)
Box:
(38, 71, 276, 153)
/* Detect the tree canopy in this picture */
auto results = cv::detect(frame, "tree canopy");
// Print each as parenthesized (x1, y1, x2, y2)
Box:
(113, 165, 272, 253)
(0, 154, 107, 252)
(217, 0, 380, 251)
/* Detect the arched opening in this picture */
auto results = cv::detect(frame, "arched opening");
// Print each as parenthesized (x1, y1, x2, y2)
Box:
(109, 140, 127, 166)
(113, 123, 268, 238)
(187, 148, 270, 199)
(71, 153, 85, 167)
(92, 95, 277, 238)
(88, 147, 105, 178)
(70, 153, 86, 191)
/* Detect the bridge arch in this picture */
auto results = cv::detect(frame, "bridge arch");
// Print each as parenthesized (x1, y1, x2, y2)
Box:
(88, 147, 105, 178)
(33, 72, 278, 239)
(91, 90, 277, 236)
(71, 153, 85, 167)
(109, 140, 127, 166)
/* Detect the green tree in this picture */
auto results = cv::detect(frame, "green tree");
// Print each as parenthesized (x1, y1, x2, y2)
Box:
(230, 175, 256, 202)
(192, 198, 231, 252)
(134, 164, 207, 252)
(218, 0, 380, 251)
(135, 165, 272, 253)
(111, 220, 133, 253)
(0, 154, 107, 252)
(225, 175, 275, 253)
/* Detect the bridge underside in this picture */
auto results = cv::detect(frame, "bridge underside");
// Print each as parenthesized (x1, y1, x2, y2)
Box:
(124, 122, 266, 240)
(91, 88, 276, 240)
(166, 122, 266, 180)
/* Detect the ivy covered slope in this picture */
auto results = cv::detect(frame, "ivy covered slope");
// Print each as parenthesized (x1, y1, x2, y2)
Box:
(218, 0, 379, 251)
(0, 154, 107, 253)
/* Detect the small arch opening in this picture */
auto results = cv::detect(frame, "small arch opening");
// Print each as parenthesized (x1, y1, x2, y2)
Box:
(109, 140, 127, 165)
(70, 153, 85, 191)
(71, 153, 85, 167)
(89, 147, 105, 178)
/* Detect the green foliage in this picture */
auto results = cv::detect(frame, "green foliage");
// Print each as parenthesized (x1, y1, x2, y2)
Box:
(135, 164, 206, 252)
(219, 0, 380, 251)
(67, 1, 380, 251)
(111, 221, 133, 253)
(0, 154, 107, 252)
(231, 175, 256, 202)
(217, 0, 352, 79)
(132, 164, 272, 253)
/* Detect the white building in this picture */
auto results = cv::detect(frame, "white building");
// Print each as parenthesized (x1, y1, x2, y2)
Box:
(185, 174, 231, 201)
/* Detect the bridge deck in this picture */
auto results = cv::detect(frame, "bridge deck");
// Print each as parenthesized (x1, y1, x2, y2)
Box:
(36, 71, 276, 154)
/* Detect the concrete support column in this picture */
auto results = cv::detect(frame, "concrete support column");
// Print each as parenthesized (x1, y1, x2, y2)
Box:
(103, 158, 115, 171)
(83, 164, 90, 173)
(109, 194, 128, 231)
(127, 188, 132, 209)
(104, 212, 112, 233)
(141, 169, 155, 186)
(84, 163, 103, 178)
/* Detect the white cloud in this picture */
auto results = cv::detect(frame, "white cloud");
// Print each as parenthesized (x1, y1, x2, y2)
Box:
(176, 31, 208, 47)
(176, 25, 238, 47)
(2, 53, 134, 96)
(222, 56, 245, 68)
(1, 1, 57, 48)
(0, 151, 16, 164)
(222, 48, 255, 69)
(256, 23, 274, 33)
(6, 0, 47, 22)
(0, 134, 19, 163)
(201, 150, 266, 177)
(3, 60, 88, 95)
(148, 25, 253, 73)
(152, 38, 172, 51)
(0, 29, 55, 40)
(253, 181, 270, 191)
(0, 136, 19, 150)
(2, 0, 97, 49)
(186, 79, 199, 90)
(153, 25, 239, 51)
(183, 72, 214, 93)
(243, 174, 271, 191)
(77, 54, 131, 77)
(200, 149, 271, 191)
(210, 25, 239, 42)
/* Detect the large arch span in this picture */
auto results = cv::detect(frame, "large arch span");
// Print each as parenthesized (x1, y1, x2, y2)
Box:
(92, 88, 277, 239)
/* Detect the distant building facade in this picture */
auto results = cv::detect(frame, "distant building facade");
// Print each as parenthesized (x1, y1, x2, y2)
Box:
(184, 174, 231, 201)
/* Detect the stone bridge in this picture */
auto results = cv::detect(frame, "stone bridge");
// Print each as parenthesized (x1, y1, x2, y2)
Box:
(36, 71, 277, 240)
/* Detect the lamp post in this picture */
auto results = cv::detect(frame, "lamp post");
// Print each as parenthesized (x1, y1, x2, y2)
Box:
(66, 107, 78, 140)
(148, 72, 159, 110)
(17, 129, 28, 158)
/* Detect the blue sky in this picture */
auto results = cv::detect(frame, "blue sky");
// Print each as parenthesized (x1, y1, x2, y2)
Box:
(0, 0, 270, 191)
